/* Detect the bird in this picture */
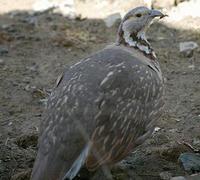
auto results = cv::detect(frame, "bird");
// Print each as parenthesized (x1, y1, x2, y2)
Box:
(31, 6, 166, 180)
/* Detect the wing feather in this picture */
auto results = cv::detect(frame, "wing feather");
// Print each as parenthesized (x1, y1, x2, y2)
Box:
(86, 61, 164, 170)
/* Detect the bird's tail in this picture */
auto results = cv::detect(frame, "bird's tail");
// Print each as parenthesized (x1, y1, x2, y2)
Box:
(62, 144, 90, 180)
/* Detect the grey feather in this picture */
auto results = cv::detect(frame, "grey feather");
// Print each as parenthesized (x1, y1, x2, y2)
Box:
(62, 144, 90, 180)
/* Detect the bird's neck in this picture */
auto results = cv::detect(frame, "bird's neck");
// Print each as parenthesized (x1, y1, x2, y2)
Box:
(117, 30, 157, 60)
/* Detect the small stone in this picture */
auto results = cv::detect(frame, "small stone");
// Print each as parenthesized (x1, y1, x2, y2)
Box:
(178, 152, 200, 174)
(188, 173, 200, 180)
(104, 13, 121, 28)
(0, 59, 4, 65)
(0, 48, 8, 55)
(160, 171, 172, 180)
(16, 35, 26, 40)
(22, 77, 31, 83)
(154, 126, 161, 132)
(24, 85, 30, 91)
(9, 11, 20, 18)
(175, 118, 181, 122)
(188, 65, 195, 70)
(179, 41, 199, 51)
(169, 128, 178, 133)
(26, 64, 38, 72)
(2, 24, 17, 33)
(179, 41, 198, 57)
(8, 122, 12, 126)
(23, 16, 38, 26)
(193, 138, 200, 147)
(170, 176, 186, 180)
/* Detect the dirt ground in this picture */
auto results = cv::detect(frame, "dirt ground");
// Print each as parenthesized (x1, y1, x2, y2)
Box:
(0, 4, 200, 180)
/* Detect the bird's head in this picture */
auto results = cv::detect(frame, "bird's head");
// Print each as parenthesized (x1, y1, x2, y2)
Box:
(117, 6, 167, 55)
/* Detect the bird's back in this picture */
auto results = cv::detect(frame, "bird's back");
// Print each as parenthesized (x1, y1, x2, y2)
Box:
(31, 45, 164, 180)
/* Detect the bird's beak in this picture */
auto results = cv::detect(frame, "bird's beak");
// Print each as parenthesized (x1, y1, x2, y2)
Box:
(150, 9, 168, 19)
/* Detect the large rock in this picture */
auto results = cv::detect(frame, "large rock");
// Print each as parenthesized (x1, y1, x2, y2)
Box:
(178, 153, 200, 174)
(170, 177, 186, 180)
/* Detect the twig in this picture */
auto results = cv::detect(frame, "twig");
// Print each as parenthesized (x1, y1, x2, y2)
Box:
(177, 141, 200, 153)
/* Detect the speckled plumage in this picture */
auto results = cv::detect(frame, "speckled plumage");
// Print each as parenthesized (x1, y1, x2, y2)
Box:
(31, 7, 166, 180)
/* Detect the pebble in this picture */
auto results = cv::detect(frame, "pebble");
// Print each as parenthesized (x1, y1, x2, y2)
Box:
(0, 59, 5, 65)
(160, 171, 172, 180)
(0, 48, 8, 55)
(179, 41, 198, 52)
(179, 41, 198, 57)
(188, 173, 200, 180)
(193, 138, 200, 147)
(170, 176, 186, 180)
(153, 126, 161, 134)
(1, 24, 17, 33)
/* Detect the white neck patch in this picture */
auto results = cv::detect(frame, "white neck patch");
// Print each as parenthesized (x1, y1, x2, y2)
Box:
(137, 30, 147, 42)
(123, 30, 156, 58)
(123, 31, 137, 47)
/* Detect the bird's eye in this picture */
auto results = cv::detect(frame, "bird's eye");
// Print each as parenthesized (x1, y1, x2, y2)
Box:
(136, 13, 142, 17)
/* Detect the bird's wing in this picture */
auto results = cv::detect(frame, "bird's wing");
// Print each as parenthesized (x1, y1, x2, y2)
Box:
(86, 60, 164, 170)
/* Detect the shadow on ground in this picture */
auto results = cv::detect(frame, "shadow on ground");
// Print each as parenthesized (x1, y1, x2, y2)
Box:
(0, 9, 200, 180)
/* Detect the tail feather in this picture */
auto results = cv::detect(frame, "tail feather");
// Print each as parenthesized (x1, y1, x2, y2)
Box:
(62, 144, 90, 180)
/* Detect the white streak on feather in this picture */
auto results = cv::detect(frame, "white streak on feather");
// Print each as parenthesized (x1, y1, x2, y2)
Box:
(100, 71, 114, 86)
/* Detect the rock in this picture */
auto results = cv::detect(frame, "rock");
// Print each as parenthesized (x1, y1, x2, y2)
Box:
(104, 13, 121, 27)
(179, 41, 198, 57)
(23, 16, 38, 26)
(187, 174, 200, 180)
(0, 59, 4, 65)
(170, 176, 186, 180)
(193, 138, 200, 148)
(154, 126, 161, 133)
(26, 64, 39, 73)
(1, 24, 9, 29)
(1, 24, 17, 33)
(178, 153, 200, 174)
(188, 65, 195, 70)
(179, 41, 198, 52)
(0, 48, 8, 55)
(160, 171, 172, 180)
